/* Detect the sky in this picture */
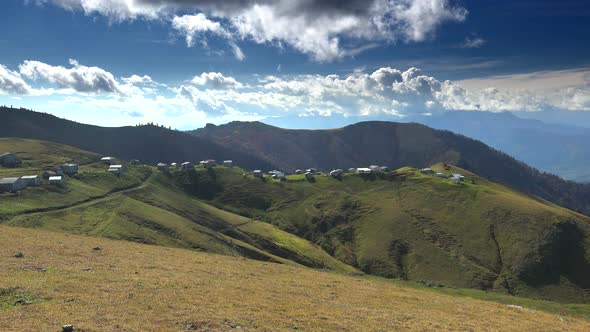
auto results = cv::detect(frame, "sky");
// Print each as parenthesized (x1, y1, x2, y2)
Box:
(0, 0, 589, 129)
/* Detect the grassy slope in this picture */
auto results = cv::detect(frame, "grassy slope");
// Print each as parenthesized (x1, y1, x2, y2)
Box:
(190, 165, 590, 303)
(0, 139, 355, 274)
(2, 225, 590, 331)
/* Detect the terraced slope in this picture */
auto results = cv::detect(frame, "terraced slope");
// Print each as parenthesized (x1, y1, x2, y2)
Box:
(2, 225, 590, 331)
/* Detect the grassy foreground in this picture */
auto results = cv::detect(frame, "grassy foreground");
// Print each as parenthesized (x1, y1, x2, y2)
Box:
(1, 225, 589, 332)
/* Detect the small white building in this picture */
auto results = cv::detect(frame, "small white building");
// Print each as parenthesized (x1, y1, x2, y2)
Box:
(330, 169, 343, 177)
(101, 156, 117, 165)
(20, 175, 41, 187)
(306, 168, 317, 174)
(295, 169, 303, 174)
(157, 163, 169, 172)
(380, 166, 390, 172)
(181, 161, 194, 170)
(223, 160, 233, 167)
(304, 172, 315, 181)
(253, 170, 263, 178)
(421, 168, 434, 175)
(0, 177, 27, 193)
(270, 170, 285, 179)
(356, 168, 372, 174)
(170, 162, 177, 168)
(369, 165, 381, 172)
(435, 172, 446, 178)
(61, 163, 79, 175)
(200, 160, 216, 168)
(49, 176, 63, 185)
(108, 165, 125, 174)
(449, 173, 465, 184)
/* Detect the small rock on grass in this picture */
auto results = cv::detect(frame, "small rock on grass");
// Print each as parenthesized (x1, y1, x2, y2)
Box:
(62, 324, 74, 332)
(14, 299, 32, 306)
(14, 252, 24, 258)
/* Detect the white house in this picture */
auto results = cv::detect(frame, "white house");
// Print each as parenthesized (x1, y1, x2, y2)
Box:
(295, 169, 303, 174)
(369, 165, 381, 172)
(108, 165, 125, 174)
(449, 173, 465, 184)
(304, 172, 315, 181)
(421, 168, 434, 174)
(157, 163, 169, 172)
(356, 168, 372, 174)
(253, 170, 263, 178)
(380, 166, 390, 172)
(101, 156, 117, 165)
(330, 169, 343, 177)
(49, 176, 63, 185)
(61, 163, 79, 175)
(435, 172, 446, 178)
(0, 177, 27, 193)
(20, 175, 41, 187)
(270, 170, 285, 179)
(223, 160, 233, 167)
(181, 161, 193, 170)
(306, 168, 317, 174)
(200, 160, 216, 168)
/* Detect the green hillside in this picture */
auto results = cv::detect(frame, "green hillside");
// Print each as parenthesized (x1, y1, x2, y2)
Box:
(2, 138, 590, 304)
(171, 163, 590, 304)
(0, 139, 356, 275)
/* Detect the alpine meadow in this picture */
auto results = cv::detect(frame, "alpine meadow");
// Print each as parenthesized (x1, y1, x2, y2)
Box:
(2, 0, 590, 331)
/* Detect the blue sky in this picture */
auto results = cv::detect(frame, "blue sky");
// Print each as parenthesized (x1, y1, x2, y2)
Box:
(0, 0, 589, 129)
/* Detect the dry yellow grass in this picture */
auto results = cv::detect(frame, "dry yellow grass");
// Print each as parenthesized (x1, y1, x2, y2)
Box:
(1, 225, 588, 332)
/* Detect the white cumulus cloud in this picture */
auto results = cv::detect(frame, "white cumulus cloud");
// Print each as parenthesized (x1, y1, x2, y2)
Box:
(38, 0, 468, 61)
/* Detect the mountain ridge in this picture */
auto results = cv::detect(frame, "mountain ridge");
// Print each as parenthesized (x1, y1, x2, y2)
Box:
(191, 119, 590, 216)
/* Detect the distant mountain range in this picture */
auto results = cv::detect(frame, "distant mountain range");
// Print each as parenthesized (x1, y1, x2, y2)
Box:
(0, 106, 270, 170)
(263, 111, 590, 183)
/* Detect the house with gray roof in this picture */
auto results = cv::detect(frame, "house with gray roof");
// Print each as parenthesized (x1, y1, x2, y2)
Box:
(0, 177, 27, 193)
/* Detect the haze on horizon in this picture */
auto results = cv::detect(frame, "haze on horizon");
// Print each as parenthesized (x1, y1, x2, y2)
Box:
(0, 0, 589, 130)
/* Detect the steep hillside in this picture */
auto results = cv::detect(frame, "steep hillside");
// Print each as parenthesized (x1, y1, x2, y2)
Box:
(173, 165, 590, 304)
(2, 226, 590, 331)
(0, 139, 355, 274)
(191, 120, 590, 216)
(0, 107, 269, 169)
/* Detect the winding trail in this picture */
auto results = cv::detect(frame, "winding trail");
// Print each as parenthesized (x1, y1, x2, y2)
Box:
(5, 170, 155, 223)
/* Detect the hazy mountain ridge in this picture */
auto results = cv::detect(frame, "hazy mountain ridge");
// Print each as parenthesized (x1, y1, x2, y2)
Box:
(0, 107, 270, 170)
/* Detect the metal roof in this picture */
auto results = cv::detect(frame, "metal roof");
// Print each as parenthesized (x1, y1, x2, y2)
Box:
(0, 177, 20, 184)
(49, 176, 62, 181)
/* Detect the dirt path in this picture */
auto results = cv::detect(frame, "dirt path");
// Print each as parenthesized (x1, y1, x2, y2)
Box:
(5, 170, 155, 222)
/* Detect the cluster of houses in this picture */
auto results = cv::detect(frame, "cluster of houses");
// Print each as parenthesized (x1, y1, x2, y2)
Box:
(0, 152, 81, 193)
(157, 159, 233, 173)
(420, 168, 465, 184)
(0, 152, 140, 194)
